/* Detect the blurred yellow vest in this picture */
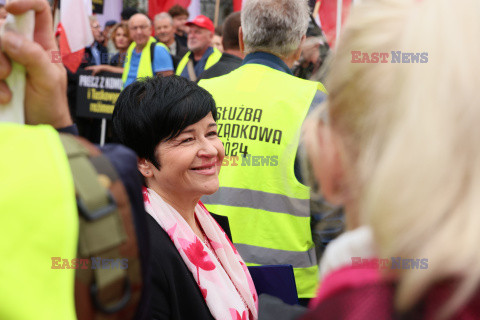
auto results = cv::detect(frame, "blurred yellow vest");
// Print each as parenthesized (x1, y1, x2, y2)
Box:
(175, 47, 222, 76)
(0, 124, 78, 319)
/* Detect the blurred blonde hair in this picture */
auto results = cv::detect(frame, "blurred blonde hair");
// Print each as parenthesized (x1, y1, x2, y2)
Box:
(320, 0, 480, 317)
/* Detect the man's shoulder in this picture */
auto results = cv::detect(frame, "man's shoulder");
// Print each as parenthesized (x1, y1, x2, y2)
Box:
(175, 38, 189, 57)
(146, 214, 185, 267)
(198, 54, 243, 81)
(201, 63, 321, 88)
(98, 42, 108, 54)
(153, 43, 170, 55)
(221, 53, 243, 63)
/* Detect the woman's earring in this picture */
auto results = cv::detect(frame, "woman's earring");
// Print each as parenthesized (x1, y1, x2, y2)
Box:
(145, 171, 150, 174)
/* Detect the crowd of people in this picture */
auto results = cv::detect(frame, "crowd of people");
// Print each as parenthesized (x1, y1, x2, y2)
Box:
(2, 0, 480, 319)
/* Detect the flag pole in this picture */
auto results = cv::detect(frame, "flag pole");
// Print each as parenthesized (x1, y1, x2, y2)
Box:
(214, 0, 220, 28)
(313, 0, 320, 20)
(335, 0, 342, 49)
(100, 118, 106, 147)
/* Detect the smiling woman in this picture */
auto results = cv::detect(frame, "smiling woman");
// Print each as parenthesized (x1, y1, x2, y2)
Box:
(144, 113, 223, 202)
(112, 76, 258, 320)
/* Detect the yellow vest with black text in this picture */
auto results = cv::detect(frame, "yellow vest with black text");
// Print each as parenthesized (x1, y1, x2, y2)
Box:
(175, 47, 222, 76)
(122, 37, 170, 86)
(0, 124, 78, 319)
(199, 64, 327, 298)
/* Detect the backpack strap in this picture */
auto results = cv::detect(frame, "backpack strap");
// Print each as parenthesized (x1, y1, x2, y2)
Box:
(60, 134, 142, 319)
(187, 58, 197, 82)
(150, 41, 156, 75)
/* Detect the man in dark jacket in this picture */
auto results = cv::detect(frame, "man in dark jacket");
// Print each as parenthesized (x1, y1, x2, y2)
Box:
(198, 12, 244, 81)
(168, 5, 189, 48)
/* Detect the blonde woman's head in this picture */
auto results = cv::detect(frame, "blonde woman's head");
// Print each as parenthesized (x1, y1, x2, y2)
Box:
(307, 0, 480, 317)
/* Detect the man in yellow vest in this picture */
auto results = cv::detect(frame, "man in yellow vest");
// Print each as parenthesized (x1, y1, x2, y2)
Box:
(123, 13, 174, 88)
(175, 15, 221, 81)
(199, 0, 327, 301)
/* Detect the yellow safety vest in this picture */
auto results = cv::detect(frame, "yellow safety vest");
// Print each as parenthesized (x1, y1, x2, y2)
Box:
(122, 36, 170, 86)
(0, 124, 78, 319)
(175, 47, 222, 77)
(199, 64, 326, 298)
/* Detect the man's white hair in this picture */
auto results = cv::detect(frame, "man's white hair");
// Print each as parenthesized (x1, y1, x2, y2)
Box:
(154, 12, 173, 25)
(241, 0, 310, 57)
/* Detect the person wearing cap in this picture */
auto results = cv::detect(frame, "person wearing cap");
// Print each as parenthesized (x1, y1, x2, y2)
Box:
(175, 15, 222, 81)
(103, 19, 117, 51)
(198, 0, 328, 303)
(122, 13, 174, 88)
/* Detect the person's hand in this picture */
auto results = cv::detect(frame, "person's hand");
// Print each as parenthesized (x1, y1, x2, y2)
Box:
(0, 0, 72, 128)
(85, 64, 106, 76)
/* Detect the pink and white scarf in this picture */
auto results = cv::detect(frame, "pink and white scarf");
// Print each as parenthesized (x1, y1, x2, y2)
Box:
(143, 188, 258, 320)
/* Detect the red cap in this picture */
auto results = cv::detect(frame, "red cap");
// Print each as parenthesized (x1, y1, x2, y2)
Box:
(186, 15, 215, 33)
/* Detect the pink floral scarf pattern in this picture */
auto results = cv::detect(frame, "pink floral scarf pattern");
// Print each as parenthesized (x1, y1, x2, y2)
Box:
(144, 188, 258, 319)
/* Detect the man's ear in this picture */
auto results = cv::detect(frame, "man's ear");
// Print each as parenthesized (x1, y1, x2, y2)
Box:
(239, 26, 245, 53)
(293, 35, 307, 62)
(312, 124, 348, 206)
(138, 158, 154, 178)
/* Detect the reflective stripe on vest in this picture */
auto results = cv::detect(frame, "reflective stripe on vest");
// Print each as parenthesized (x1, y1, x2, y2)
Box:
(175, 47, 222, 76)
(235, 243, 317, 268)
(202, 186, 310, 217)
(199, 64, 326, 298)
(0, 124, 78, 319)
(122, 37, 170, 86)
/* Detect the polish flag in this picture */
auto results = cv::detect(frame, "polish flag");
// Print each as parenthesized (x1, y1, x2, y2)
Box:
(233, 0, 243, 12)
(59, 0, 94, 73)
(148, 0, 201, 20)
(187, 0, 201, 19)
(314, 0, 351, 48)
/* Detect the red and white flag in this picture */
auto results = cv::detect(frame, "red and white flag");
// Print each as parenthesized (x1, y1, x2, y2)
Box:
(233, 0, 243, 12)
(187, 0, 201, 19)
(314, 0, 351, 48)
(59, 0, 94, 73)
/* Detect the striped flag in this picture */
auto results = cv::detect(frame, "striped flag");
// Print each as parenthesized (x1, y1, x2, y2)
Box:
(314, 0, 351, 48)
(59, 0, 93, 73)
(233, 0, 243, 11)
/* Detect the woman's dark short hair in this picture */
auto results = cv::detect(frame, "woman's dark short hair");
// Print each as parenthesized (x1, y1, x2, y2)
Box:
(113, 76, 217, 168)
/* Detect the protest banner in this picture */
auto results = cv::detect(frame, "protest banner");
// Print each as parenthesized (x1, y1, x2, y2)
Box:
(76, 70, 122, 120)
(92, 0, 104, 14)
